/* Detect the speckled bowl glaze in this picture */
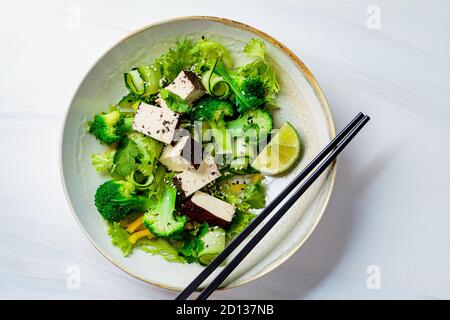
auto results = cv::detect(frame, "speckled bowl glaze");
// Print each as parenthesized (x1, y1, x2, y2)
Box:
(60, 16, 336, 291)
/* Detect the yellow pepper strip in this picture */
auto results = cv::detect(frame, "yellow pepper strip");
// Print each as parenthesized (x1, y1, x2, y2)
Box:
(230, 183, 246, 195)
(126, 215, 144, 233)
(251, 173, 262, 184)
(128, 229, 153, 244)
(230, 174, 263, 195)
(135, 223, 147, 231)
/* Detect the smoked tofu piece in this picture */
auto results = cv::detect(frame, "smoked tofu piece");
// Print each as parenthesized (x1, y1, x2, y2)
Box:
(159, 135, 203, 172)
(181, 191, 235, 227)
(156, 70, 205, 108)
(173, 155, 220, 198)
(132, 103, 180, 144)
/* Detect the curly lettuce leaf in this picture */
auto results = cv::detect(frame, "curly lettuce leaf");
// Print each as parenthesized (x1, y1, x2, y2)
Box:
(236, 38, 280, 94)
(111, 138, 140, 179)
(243, 38, 266, 60)
(226, 210, 256, 240)
(217, 180, 266, 212)
(242, 181, 266, 209)
(155, 39, 196, 84)
(222, 180, 264, 239)
(112, 133, 162, 185)
(140, 238, 186, 263)
(169, 223, 207, 263)
(178, 238, 204, 263)
(127, 132, 163, 177)
(159, 88, 190, 113)
(222, 189, 250, 212)
(108, 222, 133, 256)
(154, 38, 235, 84)
(91, 148, 116, 174)
(108, 222, 186, 263)
(143, 165, 165, 200)
(192, 39, 234, 73)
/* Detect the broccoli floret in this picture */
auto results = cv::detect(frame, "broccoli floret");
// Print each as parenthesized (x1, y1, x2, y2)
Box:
(94, 180, 154, 222)
(143, 184, 186, 237)
(226, 109, 273, 138)
(88, 109, 134, 145)
(214, 60, 265, 113)
(235, 39, 280, 94)
(191, 97, 234, 154)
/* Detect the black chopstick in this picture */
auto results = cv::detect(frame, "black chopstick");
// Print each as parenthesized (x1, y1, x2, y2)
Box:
(196, 114, 370, 299)
(176, 113, 369, 300)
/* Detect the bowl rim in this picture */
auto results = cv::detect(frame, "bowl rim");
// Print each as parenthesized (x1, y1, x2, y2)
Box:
(59, 15, 336, 292)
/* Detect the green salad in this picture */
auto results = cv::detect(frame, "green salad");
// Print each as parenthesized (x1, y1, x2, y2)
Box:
(88, 37, 301, 265)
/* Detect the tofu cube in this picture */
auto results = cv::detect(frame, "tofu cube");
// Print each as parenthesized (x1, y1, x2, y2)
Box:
(132, 103, 180, 144)
(159, 135, 203, 172)
(181, 191, 236, 227)
(156, 70, 205, 108)
(173, 155, 220, 198)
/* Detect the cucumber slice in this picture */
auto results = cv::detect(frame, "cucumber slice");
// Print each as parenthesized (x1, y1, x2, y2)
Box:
(209, 73, 229, 98)
(127, 168, 154, 191)
(201, 64, 215, 94)
(201, 59, 229, 99)
(124, 70, 145, 95)
(198, 228, 226, 265)
(137, 65, 161, 96)
(118, 93, 141, 111)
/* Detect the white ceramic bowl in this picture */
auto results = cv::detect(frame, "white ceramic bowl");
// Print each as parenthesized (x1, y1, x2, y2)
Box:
(60, 16, 336, 291)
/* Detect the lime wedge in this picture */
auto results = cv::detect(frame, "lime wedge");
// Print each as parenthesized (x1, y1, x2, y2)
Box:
(251, 122, 301, 175)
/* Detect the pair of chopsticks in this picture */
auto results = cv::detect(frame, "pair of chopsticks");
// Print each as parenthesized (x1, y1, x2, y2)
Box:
(176, 112, 370, 300)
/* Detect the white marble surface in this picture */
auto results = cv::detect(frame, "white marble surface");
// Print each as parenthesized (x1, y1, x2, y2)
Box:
(1, 0, 449, 299)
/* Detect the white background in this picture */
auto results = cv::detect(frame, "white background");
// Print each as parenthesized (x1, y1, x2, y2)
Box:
(1, 0, 449, 299)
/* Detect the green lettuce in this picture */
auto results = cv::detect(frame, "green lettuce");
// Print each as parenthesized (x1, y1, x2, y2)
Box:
(154, 38, 234, 84)
(108, 222, 133, 256)
(111, 132, 163, 182)
(192, 39, 234, 73)
(219, 181, 266, 212)
(159, 88, 190, 113)
(155, 39, 196, 84)
(127, 132, 163, 177)
(107, 222, 186, 263)
(226, 210, 256, 240)
(146, 165, 166, 200)
(242, 182, 266, 209)
(236, 38, 280, 94)
(174, 223, 209, 263)
(91, 148, 116, 174)
(111, 138, 140, 179)
(140, 238, 186, 263)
